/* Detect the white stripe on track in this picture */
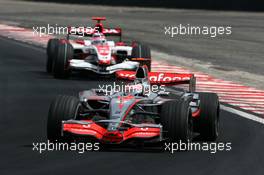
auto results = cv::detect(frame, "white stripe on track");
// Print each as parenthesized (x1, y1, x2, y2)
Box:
(221, 105, 264, 124)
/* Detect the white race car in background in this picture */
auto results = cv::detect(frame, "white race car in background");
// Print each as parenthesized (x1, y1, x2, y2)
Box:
(46, 17, 151, 78)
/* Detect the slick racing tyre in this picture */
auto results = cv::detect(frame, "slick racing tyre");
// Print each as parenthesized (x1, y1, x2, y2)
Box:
(194, 92, 220, 141)
(131, 43, 151, 71)
(47, 95, 81, 142)
(46, 38, 59, 73)
(161, 98, 193, 142)
(53, 42, 73, 79)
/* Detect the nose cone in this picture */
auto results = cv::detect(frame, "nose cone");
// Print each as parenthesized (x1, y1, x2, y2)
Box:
(102, 131, 123, 143)
(98, 59, 111, 65)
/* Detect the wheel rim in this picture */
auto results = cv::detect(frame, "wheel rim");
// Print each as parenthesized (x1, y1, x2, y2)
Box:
(187, 108, 193, 141)
(214, 104, 220, 137)
(74, 103, 82, 120)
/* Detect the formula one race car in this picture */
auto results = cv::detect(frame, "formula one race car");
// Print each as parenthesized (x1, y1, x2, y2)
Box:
(46, 17, 151, 78)
(47, 66, 220, 146)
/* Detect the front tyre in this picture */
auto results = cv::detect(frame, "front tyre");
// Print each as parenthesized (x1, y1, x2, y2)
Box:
(53, 42, 73, 79)
(161, 98, 193, 142)
(46, 38, 59, 73)
(195, 92, 220, 141)
(47, 95, 80, 142)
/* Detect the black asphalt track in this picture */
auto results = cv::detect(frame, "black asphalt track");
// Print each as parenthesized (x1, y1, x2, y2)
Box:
(0, 37, 264, 175)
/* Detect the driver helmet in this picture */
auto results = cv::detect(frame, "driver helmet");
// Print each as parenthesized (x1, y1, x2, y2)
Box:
(91, 32, 106, 45)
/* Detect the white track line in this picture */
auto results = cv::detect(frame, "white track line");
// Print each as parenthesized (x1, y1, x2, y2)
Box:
(221, 105, 264, 124)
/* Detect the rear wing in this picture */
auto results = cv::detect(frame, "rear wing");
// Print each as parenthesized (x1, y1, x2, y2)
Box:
(67, 17, 122, 40)
(68, 27, 122, 36)
(116, 70, 196, 92)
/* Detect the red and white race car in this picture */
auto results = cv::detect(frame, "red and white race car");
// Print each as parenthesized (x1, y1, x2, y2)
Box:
(46, 17, 151, 78)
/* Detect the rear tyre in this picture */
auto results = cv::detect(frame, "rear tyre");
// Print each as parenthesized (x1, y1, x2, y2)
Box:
(131, 43, 151, 71)
(47, 95, 80, 142)
(195, 92, 220, 141)
(53, 42, 73, 79)
(46, 38, 59, 73)
(161, 98, 193, 142)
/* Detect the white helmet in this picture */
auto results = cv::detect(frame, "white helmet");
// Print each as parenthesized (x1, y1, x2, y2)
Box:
(91, 33, 106, 45)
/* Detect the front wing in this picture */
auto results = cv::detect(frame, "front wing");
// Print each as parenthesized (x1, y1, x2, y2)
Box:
(69, 60, 139, 74)
(62, 120, 162, 144)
